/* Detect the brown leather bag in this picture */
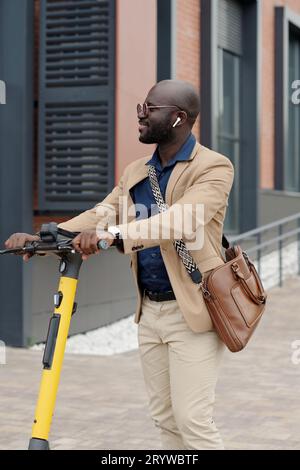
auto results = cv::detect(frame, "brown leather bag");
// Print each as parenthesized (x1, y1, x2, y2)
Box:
(147, 165, 267, 353)
(200, 246, 267, 352)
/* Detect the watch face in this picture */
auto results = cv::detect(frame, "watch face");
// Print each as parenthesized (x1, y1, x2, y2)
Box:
(99, 239, 109, 250)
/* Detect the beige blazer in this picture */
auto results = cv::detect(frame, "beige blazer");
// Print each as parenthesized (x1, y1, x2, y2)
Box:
(59, 142, 234, 333)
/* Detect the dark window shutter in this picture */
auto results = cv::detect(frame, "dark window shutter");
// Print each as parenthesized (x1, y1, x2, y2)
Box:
(38, 0, 115, 211)
(218, 0, 242, 56)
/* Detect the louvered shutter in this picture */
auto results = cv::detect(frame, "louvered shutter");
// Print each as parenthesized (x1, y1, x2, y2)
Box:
(38, 0, 115, 211)
(218, 0, 242, 56)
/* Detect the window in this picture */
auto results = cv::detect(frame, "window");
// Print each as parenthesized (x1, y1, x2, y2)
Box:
(217, 49, 241, 232)
(286, 30, 300, 192)
(38, 0, 115, 212)
(275, 7, 300, 193)
(217, 0, 242, 232)
(201, 0, 259, 233)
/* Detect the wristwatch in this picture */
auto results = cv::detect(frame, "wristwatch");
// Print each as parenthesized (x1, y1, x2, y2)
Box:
(96, 226, 121, 250)
(108, 225, 121, 240)
(108, 225, 124, 252)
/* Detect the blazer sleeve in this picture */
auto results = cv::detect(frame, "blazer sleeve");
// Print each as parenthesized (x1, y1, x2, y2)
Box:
(58, 175, 124, 233)
(117, 157, 234, 255)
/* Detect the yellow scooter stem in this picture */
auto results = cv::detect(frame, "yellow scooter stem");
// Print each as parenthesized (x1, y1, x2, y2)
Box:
(28, 253, 82, 450)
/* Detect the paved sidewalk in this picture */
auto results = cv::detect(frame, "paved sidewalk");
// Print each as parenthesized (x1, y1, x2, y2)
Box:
(1, 277, 300, 450)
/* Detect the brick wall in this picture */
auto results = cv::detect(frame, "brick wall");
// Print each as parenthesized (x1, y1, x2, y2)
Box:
(174, 0, 300, 191)
(33, 0, 156, 231)
(261, 0, 300, 189)
(175, 0, 201, 139)
(32, 0, 300, 231)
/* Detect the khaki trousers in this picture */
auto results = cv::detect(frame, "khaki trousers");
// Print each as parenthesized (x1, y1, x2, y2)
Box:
(138, 295, 224, 450)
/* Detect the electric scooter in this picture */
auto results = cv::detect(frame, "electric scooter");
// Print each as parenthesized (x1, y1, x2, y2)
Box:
(0, 222, 99, 450)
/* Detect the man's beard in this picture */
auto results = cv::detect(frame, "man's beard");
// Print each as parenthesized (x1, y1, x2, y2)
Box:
(139, 119, 174, 144)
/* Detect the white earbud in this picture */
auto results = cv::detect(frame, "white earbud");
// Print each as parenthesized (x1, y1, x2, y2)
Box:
(173, 117, 181, 128)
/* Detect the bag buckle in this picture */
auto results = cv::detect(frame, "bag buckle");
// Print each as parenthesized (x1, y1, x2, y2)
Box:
(200, 282, 211, 300)
(231, 262, 244, 280)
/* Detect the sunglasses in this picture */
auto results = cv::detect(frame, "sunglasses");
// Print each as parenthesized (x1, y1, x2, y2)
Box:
(137, 103, 185, 118)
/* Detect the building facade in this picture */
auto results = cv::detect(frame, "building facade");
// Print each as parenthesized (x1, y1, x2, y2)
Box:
(0, 0, 299, 346)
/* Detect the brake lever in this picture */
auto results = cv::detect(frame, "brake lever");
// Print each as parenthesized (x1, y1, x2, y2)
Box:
(0, 239, 75, 256)
(1, 221, 79, 257)
(0, 247, 26, 255)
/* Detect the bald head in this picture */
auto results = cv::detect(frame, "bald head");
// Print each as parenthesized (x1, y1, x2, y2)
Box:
(138, 80, 200, 145)
(148, 80, 200, 127)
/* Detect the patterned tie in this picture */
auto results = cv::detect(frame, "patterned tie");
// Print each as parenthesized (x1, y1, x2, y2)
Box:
(147, 165, 202, 284)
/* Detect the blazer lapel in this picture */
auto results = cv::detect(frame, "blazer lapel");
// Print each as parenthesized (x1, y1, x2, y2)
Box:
(125, 161, 149, 224)
(165, 142, 201, 205)
(126, 163, 149, 192)
(125, 142, 202, 209)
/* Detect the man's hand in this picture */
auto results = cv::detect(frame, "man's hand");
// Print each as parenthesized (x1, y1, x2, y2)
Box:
(72, 230, 115, 260)
(5, 233, 40, 262)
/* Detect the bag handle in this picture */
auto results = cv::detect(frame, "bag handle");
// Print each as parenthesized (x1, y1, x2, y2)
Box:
(231, 260, 266, 305)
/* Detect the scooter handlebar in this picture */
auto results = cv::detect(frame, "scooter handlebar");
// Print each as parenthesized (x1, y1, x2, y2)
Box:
(0, 237, 75, 256)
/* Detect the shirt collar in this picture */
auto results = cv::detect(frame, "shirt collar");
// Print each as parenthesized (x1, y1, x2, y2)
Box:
(146, 134, 196, 171)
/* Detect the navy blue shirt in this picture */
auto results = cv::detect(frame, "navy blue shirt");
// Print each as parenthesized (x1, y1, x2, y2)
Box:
(130, 134, 196, 293)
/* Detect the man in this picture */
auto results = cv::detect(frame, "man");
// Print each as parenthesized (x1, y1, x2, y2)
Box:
(5, 80, 234, 449)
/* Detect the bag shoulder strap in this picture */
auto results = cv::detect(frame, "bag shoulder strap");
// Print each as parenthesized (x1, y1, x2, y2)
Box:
(222, 234, 230, 249)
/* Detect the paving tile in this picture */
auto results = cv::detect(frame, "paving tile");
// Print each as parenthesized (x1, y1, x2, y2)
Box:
(0, 277, 300, 450)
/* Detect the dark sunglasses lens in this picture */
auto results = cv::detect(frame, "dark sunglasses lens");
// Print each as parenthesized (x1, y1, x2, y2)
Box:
(137, 103, 148, 116)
